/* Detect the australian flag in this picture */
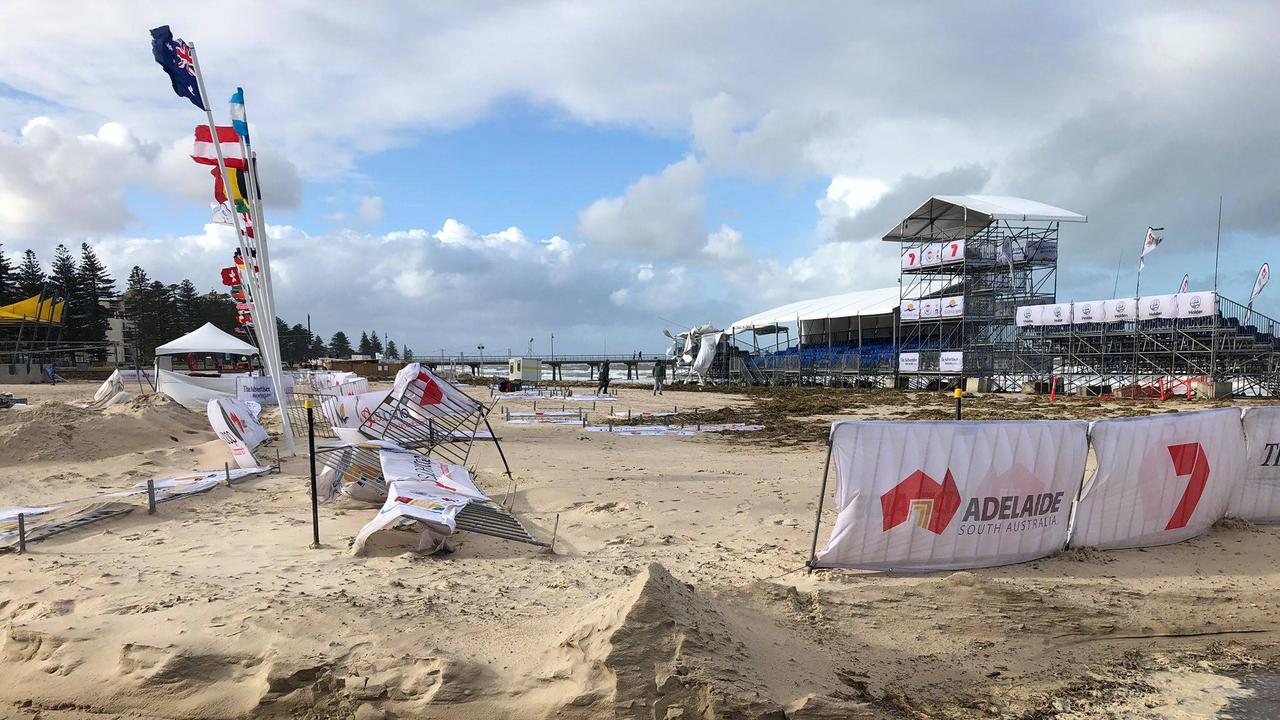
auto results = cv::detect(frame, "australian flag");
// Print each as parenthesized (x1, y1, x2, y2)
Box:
(150, 25, 205, 110)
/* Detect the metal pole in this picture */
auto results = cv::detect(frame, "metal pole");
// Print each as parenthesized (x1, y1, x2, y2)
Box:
(954, 387, 963, 420)
(307, 400, 319, 548)
(147, 479, 156, 515)
(806, 438, 835, 571)
(224, 462, 232, 487)
(550, 513, 560, 553)
(17, 513, 26, 554)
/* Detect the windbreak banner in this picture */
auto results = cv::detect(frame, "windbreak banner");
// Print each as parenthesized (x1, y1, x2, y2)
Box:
(351, 447, 489, 554)
(390, 363, 482, 417)
(920, 298, 942, 319)
(324, 390, 391, 429)
(1070, 408, 1245, 549)
(1229, 407, 1280, 522)
(1016, 305, 1043, 327)
(1138, 294, 1178, 320)
(939, 239, 965, 264)
(900, 299, 920, 320)
(921, 243, 943, 266)
(236, 375, 278, 405)
(1102, 297, 1137, 323)
(941, 295, 964, 318)
(898, 352, 920, 373)
(1041, 303, 1071, 326)
(1175, 291, 1216, 319)
(813, 420, 1087, 571)
(939, 351, 964, 374)
(901, 249, 921, 270)
(207, 398, 269, 469)
(1072, 300, 1105, 325)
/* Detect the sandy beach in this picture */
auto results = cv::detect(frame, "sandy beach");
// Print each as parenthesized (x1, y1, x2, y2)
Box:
(1, 381, 1278, 719)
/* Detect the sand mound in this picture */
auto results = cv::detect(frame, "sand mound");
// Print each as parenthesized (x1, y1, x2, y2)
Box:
(541, 563, 849, 718)
(0, 397, 212, 466)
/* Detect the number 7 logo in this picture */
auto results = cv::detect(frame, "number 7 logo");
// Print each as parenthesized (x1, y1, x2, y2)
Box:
(1165, 442, 1210, 530)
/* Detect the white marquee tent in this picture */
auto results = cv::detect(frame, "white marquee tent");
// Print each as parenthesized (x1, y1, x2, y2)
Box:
(729, 286, 901, 350)
(155, 322, 258, 357)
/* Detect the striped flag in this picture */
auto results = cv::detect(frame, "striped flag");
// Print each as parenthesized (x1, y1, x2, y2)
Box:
(230, 87, 250, 143)
(1138, 226, 1163, 272)
(211, 166, 250, 212)
(192, 125, 247, 169)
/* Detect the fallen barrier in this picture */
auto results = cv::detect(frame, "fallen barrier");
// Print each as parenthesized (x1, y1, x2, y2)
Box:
(808, 407, 1280, 572)
(583, 423, 764, 436)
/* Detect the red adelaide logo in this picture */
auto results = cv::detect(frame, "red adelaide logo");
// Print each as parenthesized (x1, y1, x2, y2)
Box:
(880, 469, 961, 534)
(414, 372, 445, 405)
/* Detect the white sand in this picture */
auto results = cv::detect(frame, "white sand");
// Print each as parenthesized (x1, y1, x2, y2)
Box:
(0, 381, 1277, 719)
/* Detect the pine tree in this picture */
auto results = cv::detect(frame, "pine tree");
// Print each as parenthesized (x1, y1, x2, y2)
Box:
(15, 250, 45, 297)
(330, 331, 354, 358)
(309, 335, 327, 360)
(368, 330, 384, 356)
(172, 279, 203, 333)
(77, 243, 116, 352)
(48, 244, 80, 339)
(402, 346, 414, 361)
(357, 331, 372, 356)
(386, 340, 399, 360)
(0, 243, 14, 304)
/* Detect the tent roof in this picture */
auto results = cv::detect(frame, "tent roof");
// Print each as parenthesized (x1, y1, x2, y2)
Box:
(155, 322, 258, 356)
(729, 286, 900, 330)
(882, 195, 1086, 242)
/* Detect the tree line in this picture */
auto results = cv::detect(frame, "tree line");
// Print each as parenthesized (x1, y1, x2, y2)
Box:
(0, 243, 414, 365)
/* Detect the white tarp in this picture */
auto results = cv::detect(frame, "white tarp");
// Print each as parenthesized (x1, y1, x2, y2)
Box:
(351, 447, 489, 554)
(900, 299, 920, 321)
(899, 352, 920, 373)
(1229, 407, 1280, 522)
(692, 333, 719, 378)
(155, 322, 258, 356)
(158, 369, 239, 410)
(814, 419, 1087, 571)
(1071, 408, 1245, 549)
(920, 298, 942, 319)
(1016, 305, 1043, 327)
(941, 295, 964, 318)
(207, 398, 269, 469)
(323, 390, 391, 429)
(940, 351, 964, 374)
(1102, 297, 1138, 323)
(1072, 300, 1105, 324)
(1138, 294, 1178, 320)
(1175, 291, 1216, 319)
(729, 286, 900, 330)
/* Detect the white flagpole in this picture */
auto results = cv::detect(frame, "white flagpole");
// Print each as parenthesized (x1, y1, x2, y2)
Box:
(188, 44, 268, 355)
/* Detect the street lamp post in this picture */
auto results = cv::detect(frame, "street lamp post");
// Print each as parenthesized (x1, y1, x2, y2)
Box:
(477, 344, 485, 378)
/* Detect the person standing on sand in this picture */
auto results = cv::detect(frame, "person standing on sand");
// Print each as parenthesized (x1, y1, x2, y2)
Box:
(652, 360, 665, 396)
(597, 360, 611, 396)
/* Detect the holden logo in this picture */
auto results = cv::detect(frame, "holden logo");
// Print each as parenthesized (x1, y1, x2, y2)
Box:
(1149, 298, 1161, 312)
(1116, 301, 1127, 313)
(1022, 309, 1032, 320)
(1053, 307, 1063, 319)
(1081, 305, 1093, 318)
(1190, 296, 1202, 311)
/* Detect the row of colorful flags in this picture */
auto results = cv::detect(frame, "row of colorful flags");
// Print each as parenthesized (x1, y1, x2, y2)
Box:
(149, 24, 296, 451)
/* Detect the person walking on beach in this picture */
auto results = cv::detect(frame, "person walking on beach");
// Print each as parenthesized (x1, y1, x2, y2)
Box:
(597, 359, 611, 396)
(652, 360, 666, 396)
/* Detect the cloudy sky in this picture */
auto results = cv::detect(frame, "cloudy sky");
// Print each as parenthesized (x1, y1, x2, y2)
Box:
(1, 2, 1277, 355)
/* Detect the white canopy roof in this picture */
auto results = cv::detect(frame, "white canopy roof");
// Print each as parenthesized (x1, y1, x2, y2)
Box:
(729, 286, 900, 330)
(883, 195, 1086, 242)
(155, 322, 258, 356)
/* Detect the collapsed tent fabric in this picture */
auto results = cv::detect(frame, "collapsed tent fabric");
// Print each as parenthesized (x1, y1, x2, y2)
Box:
(157, 370, 240, 410)
(155, 322, 258, 356)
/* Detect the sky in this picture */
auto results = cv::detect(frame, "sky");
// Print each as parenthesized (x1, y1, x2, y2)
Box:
(1, 2, 1278, 356)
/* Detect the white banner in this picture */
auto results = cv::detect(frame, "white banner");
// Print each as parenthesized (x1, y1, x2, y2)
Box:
(1250, 262, 1270, 304)
(1041, 303, 1071, 326)
(236, 375, 278, 405)
(1071, 300, 1105, 325)
(940, 351, 963, 374)
(324, 390, 391, 429)
(900, 299, 920, 321)
(1174, 291, 1216, 319)
(921, 243, 943, 266)
(940, 295, 964, 318)
(1102, 297, 1137, 323)
(1071, 408, 1245, 549)
(157, 369, 238, 410)
(391, 363, 482, 416)
(920, 298, 942, 319)
(207, 398, 269, 469)
(1229, 407, 1280, 522)
(1016, 305, 1042, 327)
(1138, 294, 1177, 320)
(351, 448, 489, 554)
(939, 239, 965, 264)
(901, 249, 921, 270)
(898, 352, 919, 373)
(814, 420, 1087, 570)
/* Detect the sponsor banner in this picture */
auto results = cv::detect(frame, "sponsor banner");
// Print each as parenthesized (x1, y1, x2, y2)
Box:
(1041, 303, 1071, 326)
(324, 390, 391, 429)
(920, 298, 942, 319)
(898, 352, 920, 373)
(390, 363, 482, 416)
(940, 351, 964, 374)
(1071, 408, 1245, 549)
(351, 447, 489, 554)
(1229, 407, 1280, 522)
(814, 419, 1087, 571)
(1138, 293, 1178, 320)
(921, 243, 943, 266)
(379, 446, 488, 502)
(901, 249, 921, 270)
(1071, 300, 1105, 325)
(939, 239, 965, 264)
(1102, 297, 1137, 323)
(207, 398, 269, 469)
(1016, 305, 1043, 327)
(900, 299, 920, 321)
(1174, 291, 1216, 319)
(236, 375, 278, 405)
(941, 295, 964, 318)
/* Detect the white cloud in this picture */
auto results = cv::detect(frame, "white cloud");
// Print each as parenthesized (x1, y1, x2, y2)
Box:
(356, 195, 384, 225)
(577, 156, 706, 260)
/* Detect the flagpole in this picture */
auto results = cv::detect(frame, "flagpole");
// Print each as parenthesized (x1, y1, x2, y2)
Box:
(1213, 196, 1223, 296)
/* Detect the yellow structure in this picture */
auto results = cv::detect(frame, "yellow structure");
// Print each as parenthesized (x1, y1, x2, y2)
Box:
(0, 295, 65, 324)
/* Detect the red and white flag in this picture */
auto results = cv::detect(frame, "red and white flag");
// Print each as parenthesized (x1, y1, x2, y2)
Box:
(1138, 226, 1163, 272)
(1178, 273, 1190, 293)
(192, 125, 247, 169)
(1245, 262, 1270, 324)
